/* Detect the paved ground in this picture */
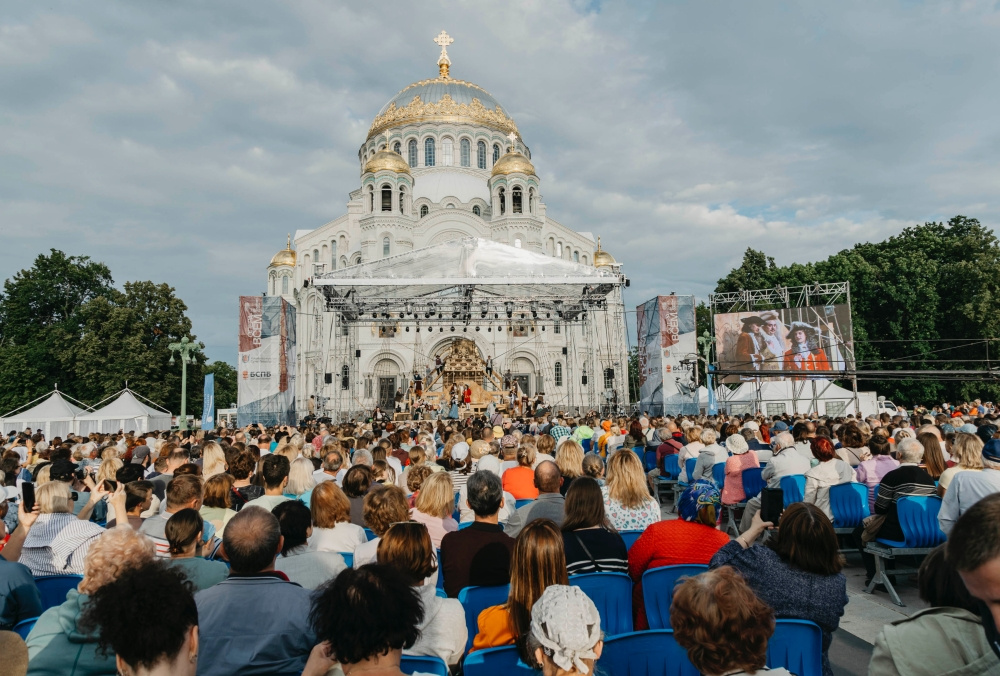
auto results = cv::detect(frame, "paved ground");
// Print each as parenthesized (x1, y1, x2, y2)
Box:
(656, 500, 928, 676)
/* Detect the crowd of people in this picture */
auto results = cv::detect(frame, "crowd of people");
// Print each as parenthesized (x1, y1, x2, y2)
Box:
(2, 405, 1000, 675)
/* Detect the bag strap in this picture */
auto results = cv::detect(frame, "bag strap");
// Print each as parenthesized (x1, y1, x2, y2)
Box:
(573, 532, 603, 573)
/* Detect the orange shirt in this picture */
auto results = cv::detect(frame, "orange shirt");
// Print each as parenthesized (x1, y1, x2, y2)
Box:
(471, 604, 515, 652)
(502, 466, 539, 499)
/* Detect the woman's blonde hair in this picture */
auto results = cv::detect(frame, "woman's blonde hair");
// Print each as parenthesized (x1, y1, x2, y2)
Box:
(516, 443, 537, 468)
(274, 444, 298, 462)
(35, 464, 52, 486)
(555, 440, 585, 478)
(78, 529, 155, 595)
(38, 480, 74, 514)
(95, 458, 123, 484)
(311, 481, 351, 528)
(101, 447, 119, 462)
(202, 442, 227, 479)
(686, 425, 703, 444)
(606, 449, 651, 509)
(287, 457, 316, 496)
(507, 520, 569, 662)
(414, 471, 455, 519)
(951, 433, 985, 470)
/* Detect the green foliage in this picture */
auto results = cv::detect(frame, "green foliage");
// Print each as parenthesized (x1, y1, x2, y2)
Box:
(0, 252, 205, 415)
(714, 216, 1000, 404)
(205, 361, 238, 410)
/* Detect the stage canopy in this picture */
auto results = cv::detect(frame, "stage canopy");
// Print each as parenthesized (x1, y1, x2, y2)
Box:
(0, 389, 92, 439)
(77, 388, 172, 435)
(720, 378, 857, 416)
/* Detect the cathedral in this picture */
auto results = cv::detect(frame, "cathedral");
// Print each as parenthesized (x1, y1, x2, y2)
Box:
(264, 32, 628, 419)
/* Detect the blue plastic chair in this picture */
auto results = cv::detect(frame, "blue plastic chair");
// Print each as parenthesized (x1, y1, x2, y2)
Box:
(641, 565, 709, 630)
(458, 584, 510, 653)
(34, 575, 83, 611)
(401, 655, 448, 676)
(364, 528, 375, 541)
(879, 496, 947, 549)
(514, 498, 534, 509)
(436, 549, 445, 592)
(829, 482, 869, 532)
(458, 521, 473, 529)
(619, 529, 643, 551)
(464, 645, 536, 676)
(683, 457, 697, 482)
(711, 462, 726, 488)
(741, 466, 766, 501)
(662, 454, 681, 480)
(643, 448, 658, 472)
(435, 587, 447, 598)
(780, 474, 806, 508)
(599, 629, 700, 676)
(582, 438, 593, 453)
(14, 616, 37, 640)
(767, 619, 824, 676)
(570, 572, 633, 635)
(338, 552, 354, 568)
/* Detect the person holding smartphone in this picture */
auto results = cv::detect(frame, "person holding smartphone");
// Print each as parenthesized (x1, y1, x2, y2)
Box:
(738, 430, 810, 534)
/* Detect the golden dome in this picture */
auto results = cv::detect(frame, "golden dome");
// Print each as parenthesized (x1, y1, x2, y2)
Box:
(270, 235, 296, 267)
(491, 150, 535, 177)
(363, 147, 411, 175)
(594, 237, 616, 267)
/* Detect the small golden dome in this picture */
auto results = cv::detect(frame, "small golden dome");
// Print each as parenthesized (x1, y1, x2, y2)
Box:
(491, 150, 535, 177)
(270, 235, 296, 267)
(594, 237, 616, 267)
(363, 147, 411, 175)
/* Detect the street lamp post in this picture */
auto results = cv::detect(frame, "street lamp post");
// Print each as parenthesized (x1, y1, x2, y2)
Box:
(168, 336, 204, 431)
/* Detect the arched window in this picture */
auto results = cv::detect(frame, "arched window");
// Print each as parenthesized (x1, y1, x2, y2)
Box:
(554, 362, 563, 387)
(556, 242, 563, 257)
(331, 242, 337, 271)
(528, 188, 535, 214)
(282, 275, 289, 294)
(381, 185, 392, 212)
(477, 141, 486, 169)
(460, 138, 471, 167)
(573, 251, 580, 262)
(408, 139, 417, 167)
(393, 141, 401, 155)
(514, 238, 522, 248)
(442, 138, 453, 166)
(398, 188, 405, 214)
(493, 144, 500, 164)
(424, 138, 435, 167)
(473, 205, 481, 216)
(383, 237, 390, 257)
(420, 205, 429, 218)
(498, 187, 506, 216)
(368, 185, 374, 212)
(512, 186, 523, 214)
(312, 249, 319, 272)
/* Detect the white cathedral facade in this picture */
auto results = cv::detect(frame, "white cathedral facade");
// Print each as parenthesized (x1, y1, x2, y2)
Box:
(264, 33, 628, 419)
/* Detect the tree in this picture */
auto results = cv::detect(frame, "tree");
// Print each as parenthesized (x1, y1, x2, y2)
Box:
(205, 361, 238, 410)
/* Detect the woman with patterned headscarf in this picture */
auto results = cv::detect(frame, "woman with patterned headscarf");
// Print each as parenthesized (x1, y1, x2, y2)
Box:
(626, 481, 730, 629)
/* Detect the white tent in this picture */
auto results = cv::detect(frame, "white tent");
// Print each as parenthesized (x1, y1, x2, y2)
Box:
(77, 389, 172, 435)
(0, 390, 92, 439)
(718, 378, 858, 417)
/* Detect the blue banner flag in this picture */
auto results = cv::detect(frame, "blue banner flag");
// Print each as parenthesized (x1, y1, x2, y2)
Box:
(202, 373, 215, 429)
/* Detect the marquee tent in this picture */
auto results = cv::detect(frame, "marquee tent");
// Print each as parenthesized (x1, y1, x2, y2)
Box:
(0, 389, 92, 439)
(76, 389, 172, 435)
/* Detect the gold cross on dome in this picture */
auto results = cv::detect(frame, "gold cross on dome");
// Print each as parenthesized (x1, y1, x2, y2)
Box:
(507, 131, 517, 153)
(435, 31, 453, 77)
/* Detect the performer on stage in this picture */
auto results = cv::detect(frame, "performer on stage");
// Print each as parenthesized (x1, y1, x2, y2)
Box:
(448, 393, 460, 419)
(783, 321, 831, 377)
(735, 316, 765, 371)
(436, 354, 444, 375)
(758, 311, 785, 373)
(486, 355, 494, 378)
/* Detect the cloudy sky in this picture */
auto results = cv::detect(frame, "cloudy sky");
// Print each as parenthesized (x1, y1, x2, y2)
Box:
(3, 1, 998, 363)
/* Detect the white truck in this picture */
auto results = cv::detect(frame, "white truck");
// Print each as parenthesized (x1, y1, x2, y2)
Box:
(856, 392, 903, 418)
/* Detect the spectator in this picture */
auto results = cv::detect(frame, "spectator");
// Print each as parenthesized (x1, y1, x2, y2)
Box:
(309, 481, 368, 554)
(195, 507, 315, 676)
(313, 448, 345, 486)
(283, 457, 317, 506)
(739, 431, 809, 532)
(554, 440, 585, 497)
(947, 493, 1000, 662)
(870, 543, 1000, 675)
(26, 528, 156, 675)
(855, 431, 900, 512)
(272, 500, 346, 589)
(691, 428, 728, 483)
(342, 464, 373, 526)
(377, 521, 466, 665)
(720, 434, 760, 506)
(803, 436, 854, 520)
(938, 432, 984, 497)
(81, 561, 199, 676)
(940, 439, 1000, 534)
(628, 481, 729, 629)
(150, 449, 189, 502)
(672, 566, 793, 676)
(439, 441, 472, 493)
(15, 481, 106, 576)
(711, 503, 848, 676)
(677, 425, 705, 483)
(199, 473, 237, 539)
(601, 449, 659, 531)
(918, 432, 948, 480)
(526, 585, 603, 675)
(244, 454, 290, 512)
(499, 435, 520, 473)
(505, 461, 565, 538)
(471, 519, 569, 659)
(0, 516, 42, 629)
(405, 464, 433, 503)
(140, 475, 208, 558)
(456, 454, 519, 524)
(582, 453, 605, 485)
(107, 480, 154, 530)
(228, 449, 262, 510)
(202, 441, 227, 480)
(440, 470, 515, 597)
(164, 508, 228, 591)
(308, 565, 423, 676)
(355, 485, 410, 567)
(562, 477, 627, 576)
(503, 442, 539, 499)
(409, 471, 457, 549)
(836, 424, 871, 467)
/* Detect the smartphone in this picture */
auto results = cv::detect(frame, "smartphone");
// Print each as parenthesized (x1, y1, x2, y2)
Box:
(760, 487, 784, 525)
(21, 482, 35, 513)
(103, 480, 118, 492)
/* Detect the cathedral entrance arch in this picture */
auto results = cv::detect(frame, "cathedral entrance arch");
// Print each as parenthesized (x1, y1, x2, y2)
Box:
(374, 358, 401, 412)
(511, 356, 536, 397)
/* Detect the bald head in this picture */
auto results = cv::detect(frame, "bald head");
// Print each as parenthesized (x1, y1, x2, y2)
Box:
(223, 506, 282, 574)
(534, 460, 562, 494)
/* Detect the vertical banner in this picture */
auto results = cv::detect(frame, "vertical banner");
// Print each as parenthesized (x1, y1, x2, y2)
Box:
(201, 373, 215, 429)
(636, 295, 697, 415)
(237, 296, 297, 426)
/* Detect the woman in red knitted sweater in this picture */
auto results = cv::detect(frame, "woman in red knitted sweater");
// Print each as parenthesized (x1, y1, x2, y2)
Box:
(627, 481, 730, 629)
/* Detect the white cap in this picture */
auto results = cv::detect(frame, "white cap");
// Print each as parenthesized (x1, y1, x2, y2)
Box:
(452, 441, 470, 462)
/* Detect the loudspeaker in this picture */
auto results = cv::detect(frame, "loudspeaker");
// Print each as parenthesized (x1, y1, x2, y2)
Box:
(324, 373, 332, 384)
(582, 375, 588, 385)
(355, 349, 361, 358)
(341, 376, 349, 390)
(562, 347, 568, 355)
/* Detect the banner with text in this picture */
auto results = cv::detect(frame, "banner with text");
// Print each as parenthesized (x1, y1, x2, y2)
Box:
(636, 295, 697, 415)
(237, 295, 297, 426)
(201, 373, 214, 429)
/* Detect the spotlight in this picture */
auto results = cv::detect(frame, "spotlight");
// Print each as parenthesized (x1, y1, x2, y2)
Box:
(542, 326, 546, 331)
(520, 313, 525, 319)
(546, 312, 550, 318)
(505, 301, 514, 318)
(439, 327, 444, 332)
(463, 327, 467, 332)
(475, 326, 480, 331)
(488, 327, 492, 332)
(405, 326, 410, 332)
(450, 326, 455, 332)
(438, 313, 442, 319)
(416, 328, 420, 332)
(494, 313, 499, 319)
(498, 326, 503, 332)
(372, 312, 378, 318)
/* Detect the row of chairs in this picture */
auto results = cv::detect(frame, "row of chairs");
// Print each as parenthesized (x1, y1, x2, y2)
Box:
(12, 573, 85, 639)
